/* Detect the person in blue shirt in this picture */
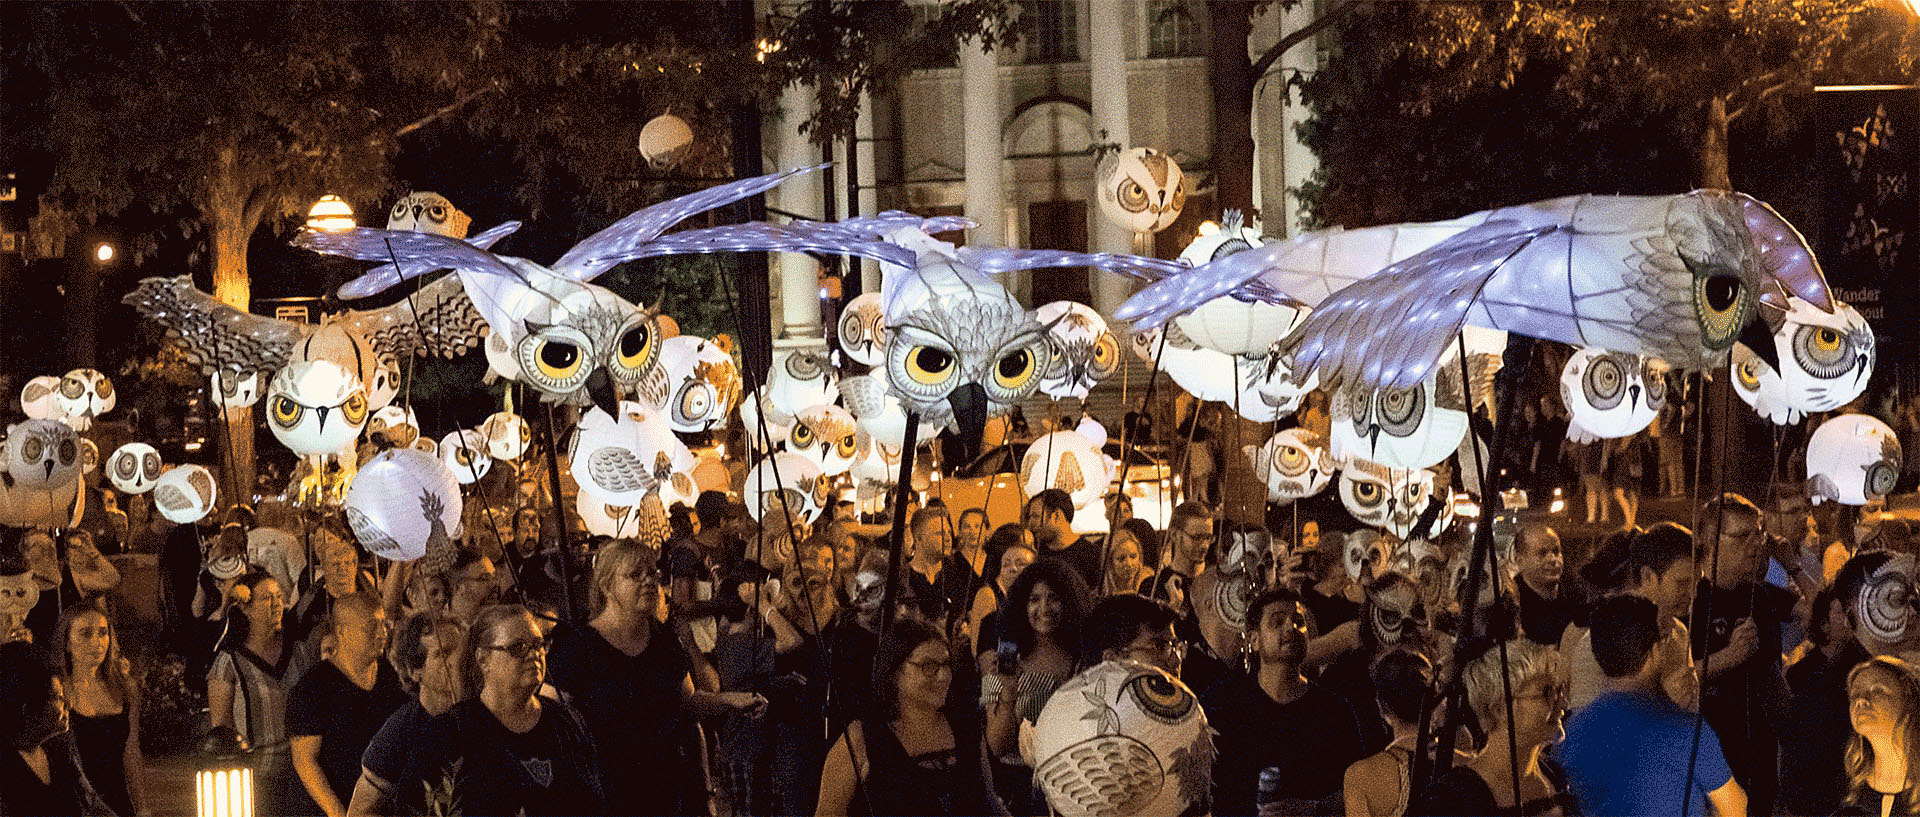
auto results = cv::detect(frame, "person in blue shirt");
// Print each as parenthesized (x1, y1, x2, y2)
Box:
(1564, 595, 1747, 817)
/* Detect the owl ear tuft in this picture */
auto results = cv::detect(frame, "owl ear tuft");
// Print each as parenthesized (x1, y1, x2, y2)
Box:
(524, 319, 550, 336)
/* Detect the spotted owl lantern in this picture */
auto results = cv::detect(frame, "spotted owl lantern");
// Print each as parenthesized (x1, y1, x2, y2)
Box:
(1807, 413, 1902, 506)
(1023, 660, 1213, 817)
(1559, 347, 1668, 442)
(18, 376, 63, 421)
(1033, 301, 1120, 401)
(440, 429, 493, 485)
(266, 360, 369, 457)
(1020, 431, 1111, 510)
(788, 404, 863, 477)
(1329, 364, 1469, 471)
(55, 369, 115, 431)
(152, 464, 218, 524)
(1246, 428, 1336, 504)
(837, 292, 889, 368)
(653, 336, 740, 434)
(386, 191, 472, 239)
(106, 443, 164, 495)
(480, 412, 531, 461)
(571, 404, 693, 506)
(1339, 458, 1437, 538)
(1095, 147, 1188, 234)
(345, 448, 462, 562)
(743, 452, 828, 524)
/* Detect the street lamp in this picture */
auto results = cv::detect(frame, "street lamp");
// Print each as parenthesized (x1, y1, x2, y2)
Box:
(194, 726, 255, 817)
(93, 242, 115, 263)
(306, 195, 355, 232)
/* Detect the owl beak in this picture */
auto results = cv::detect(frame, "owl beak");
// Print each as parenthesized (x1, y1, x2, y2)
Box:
(948, 383, 989, 454)
(1628, 384, 1641, 410)
(586, 370, 620, 417)
(1736, 319, 1780, 372)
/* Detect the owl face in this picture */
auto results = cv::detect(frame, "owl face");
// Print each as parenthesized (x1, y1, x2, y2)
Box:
(1559, 347, 1667, 441)
(4, 419, 81, 488)
(1034, 301, 1120, 401)
(886, 298, 1052, 435)
(1176, 209, 1263, 268)
(1236, 350, 1319, 423)
(386, 192, 471, 239)
(655, 336, 740, 434)
(1807, 413, 1902, 506)
(107, 443, 165, 495)
(765, 351, 841, 420)
(152, 464, 218, 524)
(480, 412, 531, 460)
(441, 429, 493, 485)
(1019, 431, 1110, 511)
(1095, 147, 1188, 234)
(1773, 298, 1875, 413)
(1856, 554, 1919, 656)
(1246, 428, 1335, 504)
(1731, 342, 1798, 425)
(1339, 459, 1435, 538)
(210, 370, 263, 409)
(0, 570, 39, 622)
(56, 369, 116, 426)
(1343, 529, 1397, 581)
(1330, 372, 1468, 471)
(18, 376, 63, 420)
(1028, 660, 1212, 817)
(1364, 578, 1427, 649)
(368, 405, 421, 449)
(744, 452, 829, 524)
(788, 404, 863, 477)
(504, 270, 662, 415)
(837, 292, 889, 368)
(266, 360, 370, 457)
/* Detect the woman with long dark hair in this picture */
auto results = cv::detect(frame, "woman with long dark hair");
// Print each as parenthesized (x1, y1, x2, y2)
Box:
(984, 558, 1090, 815)
(54, 604, 149, 816)
(207, 568, 298, 815)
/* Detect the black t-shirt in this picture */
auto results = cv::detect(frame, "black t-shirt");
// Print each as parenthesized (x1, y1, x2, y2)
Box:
(1201, 674, 1370, 815)
(1515, 578, 1588, 647)
(1043, 535, 1105, 590)
(361, 700, 445, 817)
(546, 620, 695, 815)
(284, 660, 408, 810)
(1780, 640, 1870, 816)
(825, 610, 881, 725)
(1688, 579, 1796, 795)
(428, 697, 604, 816)
(934, 554, 986, 619)
(1301, 584, 1359, 636)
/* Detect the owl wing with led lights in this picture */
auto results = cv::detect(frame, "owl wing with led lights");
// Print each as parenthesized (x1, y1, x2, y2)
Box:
(124, 276, 308, 376)
(342, 221, 523, 293)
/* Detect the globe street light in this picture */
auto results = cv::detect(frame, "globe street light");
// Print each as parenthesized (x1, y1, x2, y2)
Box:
(93, 242, 114, 263)
(306, 195, 355, 232)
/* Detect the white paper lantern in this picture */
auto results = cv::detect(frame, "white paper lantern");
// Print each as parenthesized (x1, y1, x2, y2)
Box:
(4, 420, 80, 489)
(1171, 298, 1307, 357)
(152, 465, 219, 524)
(837, 293, 889, 368)
(1339, 458, 1436, 538)
(440, 429, 493, 485)
(480, 412, 531, 460)
(1772, 297, 1875, 413)
(571, 404, 694, 505)
(1023, 660, 1213, 817)
(1731, 342, 1799, 426)
(1175, 209, 1264, 268)
(266, 360, 369, 457)
(1095, 147, 1187, 234)
(55, 369, 115, 431)
(209, 371, 263, 409)
(1234, 351, 1319, 423)
(788, 404, 862, 477)
(345, 449, 462, 561)
(1246, 428, 1336, 504)
(368, 405, 422, 449)
(1020, 431, 1111, 510)
(737, 385, 791, 449)
(765, 351, 839, 419)
(743, 452, 827, 523)
(1807, 413, 1902, 506)
(1559, 347, 1667, 442)
(639, 113, 694, 168)
(1075, 417, 1108, 450)
(106, 443, 164, 495)
(1034, 301, 1120, 401)
(1329, 375, 1468, 471)
(654, 336, 741, 434)
(839, 374, 937, 450)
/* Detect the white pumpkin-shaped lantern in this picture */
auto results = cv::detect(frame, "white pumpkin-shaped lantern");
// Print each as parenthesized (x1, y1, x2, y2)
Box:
(1095, 147, 1187, 234)
(19, 376, 63, 420)
(1020, 431, 1111, 510)
(788, 404, 863, 477)
(266, 360, 370, 457)
(344, 448, 463, 561)
(1559, 347, 1667, 442)
(837, 293, 889, 368)
(152, 465, 219, 524)
(1034, 301, 1120, 401)
(743, 452, 828, 524)
(480, 412, 531, 461)
(106, 443, 164, 495)
(56, 368, 116, 430)
(1807, 413, 1902, 506)
(1246, 428, 1337, 504)
(1329, 370, 1468, 471)
(209, 370, 263, 409)
(440, 429, 493, 485)
(1023, 660, 1213, 817)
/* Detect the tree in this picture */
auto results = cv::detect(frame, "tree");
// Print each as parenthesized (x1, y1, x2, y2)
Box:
(1205, 0, 1356, 218)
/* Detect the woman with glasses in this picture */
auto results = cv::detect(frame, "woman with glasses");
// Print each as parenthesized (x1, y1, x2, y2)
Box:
(548, 538, 765, 815)
(1413, 639, 1573, 816)
(815, 619, 1007, 816)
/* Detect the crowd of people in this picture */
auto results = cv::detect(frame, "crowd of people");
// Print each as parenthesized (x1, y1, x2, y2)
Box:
(4, 457, 1920, 817)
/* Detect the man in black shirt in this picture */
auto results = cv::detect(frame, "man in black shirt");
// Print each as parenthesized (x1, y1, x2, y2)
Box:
(1024, 489, 1103, 589)
(1514, 523, 1588, 646)
(287, 593, 407, 817)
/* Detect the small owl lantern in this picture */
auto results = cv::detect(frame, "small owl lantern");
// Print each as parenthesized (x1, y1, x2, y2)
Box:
(386, 191, 472, 239)
(440, 429, 493, 485)
(1095, 147, 1188, 234)
(788, 404, 863, 477)
(266, 360, 370, 457)
(1024, 660, 1213, 817)
(1733, 298, 1876, 425)
(837, 292, 889, 368)
(56, 368, 116, 430)
(1807, 413, 1902, 506)
(743, 452, 828, 524)
(210, 370, 263, 409)
(152, 464, 219, 524)
(346, 448, 463, 562)
(1339, 458, 1436, 538)
(1020, 431, 1112, 511)
(4, 419, 81, 489)
(1731, 342, 1797, 425)
(654, 336, 741, 434)
(571, 405, 692, 505)
(480, 412, 531, 461)
(1034, 301, 1120, 401)
(1559, 347, 1668, 442)
(19, 376, 63, 420)
(1246, 428, 1336, 504)
(1329, 367, 1469, 471)
(1856, 554, 1920, 657)
(766, 351, 840, 420)
(106, 443, 164, 495)
(368, 406, 422, 449)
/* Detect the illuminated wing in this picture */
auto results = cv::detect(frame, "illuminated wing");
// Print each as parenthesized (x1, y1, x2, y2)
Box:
(330, 274, 489, 360)
(346, 221, 523, 293)
(298, 227, 528, 298)
(627, 221, 917, 269)
(551, 164, 831, 280)
(956, 246, 1188, 283)
(122, 276, 306, 376)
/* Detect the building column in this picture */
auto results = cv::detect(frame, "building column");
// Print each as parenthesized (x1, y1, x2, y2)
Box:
(857, 92, 883, 293)
(1088, 0, 1134, 314)
(962, 34, 1005, 250)
(775, 83, 823, 339)
(1278, 0, 1320, 236)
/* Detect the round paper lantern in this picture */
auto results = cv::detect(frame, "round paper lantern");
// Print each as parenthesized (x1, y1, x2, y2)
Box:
(1329, 376, 1468, 471)
(1338, 458, 1436, 538)
(849, 439, 903, 488)
(266, 360, 369, 457)
(1772, 297, 1875, 414)
(4, 419, 81, 489)
(368, 405, 422, 449)
(480, 412, 531, 460)
(690, 454, 730, 493)
(788, 404, 862, 477)
(1234, 351, 1318, 423)
(152, 465, 219, 524)
(209, 370, 263, 409)
(344, 449, 462, 561)
(1559, 347, 1667, 442)
(737, 386, 790, 448)
(106, 443, 164, 495)
(639, 113, 694, 168)
(1856, 553, 1920, 656)
(1075, 417, 1108, 450)
(743, 452, 827, 523)
(839, 374, 937, 450)
(571, 404, 694, 505)
(18, 376, 62, 420)
(654, 336, 741, 434)
(1807, 413, 1902, 506)
(765, 351, 839, 419)
(1095, 147, 1187, 234)
(440, 429, 493, 485)
(1245, 428, 1336, 504)
(1176, 209, 1264, 268)
(837, 293, 888, 368)
(56, 369, 115, 431)
(1025, 660, 1212, 817)
(1020, 431, 1111, 510)
(1171, 298, 1307, 357)
(1033, 301, 1120, 401)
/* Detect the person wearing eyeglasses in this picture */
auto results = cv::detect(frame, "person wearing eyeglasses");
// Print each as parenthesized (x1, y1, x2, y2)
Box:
(1413, 638, 1571, 817)
(287, 593, 406, 817)
(1077, 594, 1183, 676)
(548, 539, 765, 815)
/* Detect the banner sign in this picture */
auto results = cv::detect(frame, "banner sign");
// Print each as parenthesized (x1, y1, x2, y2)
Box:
(1809, 86, 1919, 354)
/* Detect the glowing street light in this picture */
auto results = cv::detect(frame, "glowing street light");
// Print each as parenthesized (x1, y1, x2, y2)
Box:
(306, 195, 355, 232)
(93, 242, 115, 263)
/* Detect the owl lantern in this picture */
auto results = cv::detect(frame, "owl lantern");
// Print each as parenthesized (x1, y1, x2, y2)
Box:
(368, 405, 422, 449)
(1033, 301, 1120, 401)
(1175, 209, 1264, 270)
(106, 443, 164, 495)
(1023, 660, 1213, 817)
(1856, 554, 1920, 657)
(788, 404, 863, 477)
(4, 419, 81, 489)
(1246, 428, 1336, 504)
(55, 369, 116, 431)
(837, 292, 889, 368)
(1020, 431, 1111, 510)
(743, 452, 828, 524)
(1095, 147, 1188, 234)
(1559, 347, 1668, 442)
(654, 336, 740, 434)
(1731, 342, 1797, 426)
(766, 351, 841, 420)
(1807, 413, 1901, 506)
(385, 191, 472, 239)
(1339, 459, 1437, 538)
(345, 448, 463, 562)
(18, 376, 63, 421)
(1733, 298, 1875, 425)
(480, 412, 531, 461)
(1329, 368, 1469, 471)
(210, 370, 263, 409)
(266, 360, 370, 457)
(440, 429, 493, 485)
(571, 404, 693, 506)
(152, 464, 218, 524)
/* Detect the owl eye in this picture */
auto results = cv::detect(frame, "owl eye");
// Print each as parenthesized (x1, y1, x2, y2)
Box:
(1117, 179, 1151, 213)
(1869, 462, 1899, 499)
(609, 320, 658, 385)
(427, 204, 448, 222)
(906, 346, 955, 386)
(341, 392, 369, 426)
(114, 454, 138, 480)
(1275, 445, 1311, 476)
(1375, 386, 1426, 437)
(995, 348, 1037, 389)
(1691, 268, 1751, 350)
(143, 453, 162, 480)
(1350, 479, 1385, 508)
(675, 383, 714, 426)
(270, 396, 305, 430)
(1793, 325, 1854, 379)
(1735, 358, 1762, 391)
(835, 435, 859, 459)
(1088, 334, 1121, 379)
(60, 378, 84, 399)
(790, 422, 816, 449)
(1124, 672, 1196, 724)
(58, 439, 76, 466)
(391, 201, 410, 219)
(22, 438, 42, 462)
(1582, 355, 1626, 410)
(1168, 178, 1188, 213)
(96, 379, 113, 400)
(519, 330, 595, 391)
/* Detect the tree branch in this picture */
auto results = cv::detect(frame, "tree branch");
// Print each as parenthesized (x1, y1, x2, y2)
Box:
(1726, 79, 1796, 124)
(391, 83, 499, 140)
(1250, 0, 1358, 83)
